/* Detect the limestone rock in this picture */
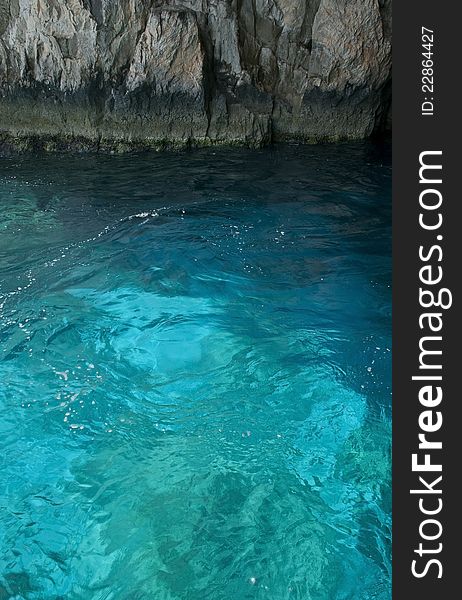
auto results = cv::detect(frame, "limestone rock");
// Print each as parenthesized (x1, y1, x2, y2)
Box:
(0, 0, 392, 150)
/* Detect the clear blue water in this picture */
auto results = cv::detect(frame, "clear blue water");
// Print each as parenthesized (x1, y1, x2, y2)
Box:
(0, 143, 391, 600)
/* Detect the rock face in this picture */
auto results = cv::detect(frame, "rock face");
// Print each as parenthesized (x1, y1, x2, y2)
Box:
(0, 0, 391, 150)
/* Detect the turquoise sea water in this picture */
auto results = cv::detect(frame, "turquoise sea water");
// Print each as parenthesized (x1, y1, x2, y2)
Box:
(0, 143, 391, 600)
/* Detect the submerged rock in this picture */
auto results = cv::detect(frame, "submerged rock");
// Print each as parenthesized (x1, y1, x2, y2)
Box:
(0, 0, 391, 149)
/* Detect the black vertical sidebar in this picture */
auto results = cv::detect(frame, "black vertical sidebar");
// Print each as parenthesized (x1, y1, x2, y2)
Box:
(393, 2, 460, 598)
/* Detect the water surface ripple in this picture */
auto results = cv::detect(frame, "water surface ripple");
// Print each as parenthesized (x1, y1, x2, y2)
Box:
(0, 143, 391, 599)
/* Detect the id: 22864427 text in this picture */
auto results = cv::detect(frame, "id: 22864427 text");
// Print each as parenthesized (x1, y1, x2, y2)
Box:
(421, 27, 435, 116)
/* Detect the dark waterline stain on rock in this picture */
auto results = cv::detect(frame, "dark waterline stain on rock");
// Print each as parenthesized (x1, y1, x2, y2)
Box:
(0, 1, 392, 152)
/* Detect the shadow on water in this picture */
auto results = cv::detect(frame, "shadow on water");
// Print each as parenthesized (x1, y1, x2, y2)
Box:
(0, 141, 391, 599)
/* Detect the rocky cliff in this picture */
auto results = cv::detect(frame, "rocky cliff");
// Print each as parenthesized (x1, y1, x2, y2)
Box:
(0, 0, 391, 150)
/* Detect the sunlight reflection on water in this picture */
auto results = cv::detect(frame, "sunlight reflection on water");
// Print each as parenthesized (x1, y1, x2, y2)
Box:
(0, 142, 391, 599)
